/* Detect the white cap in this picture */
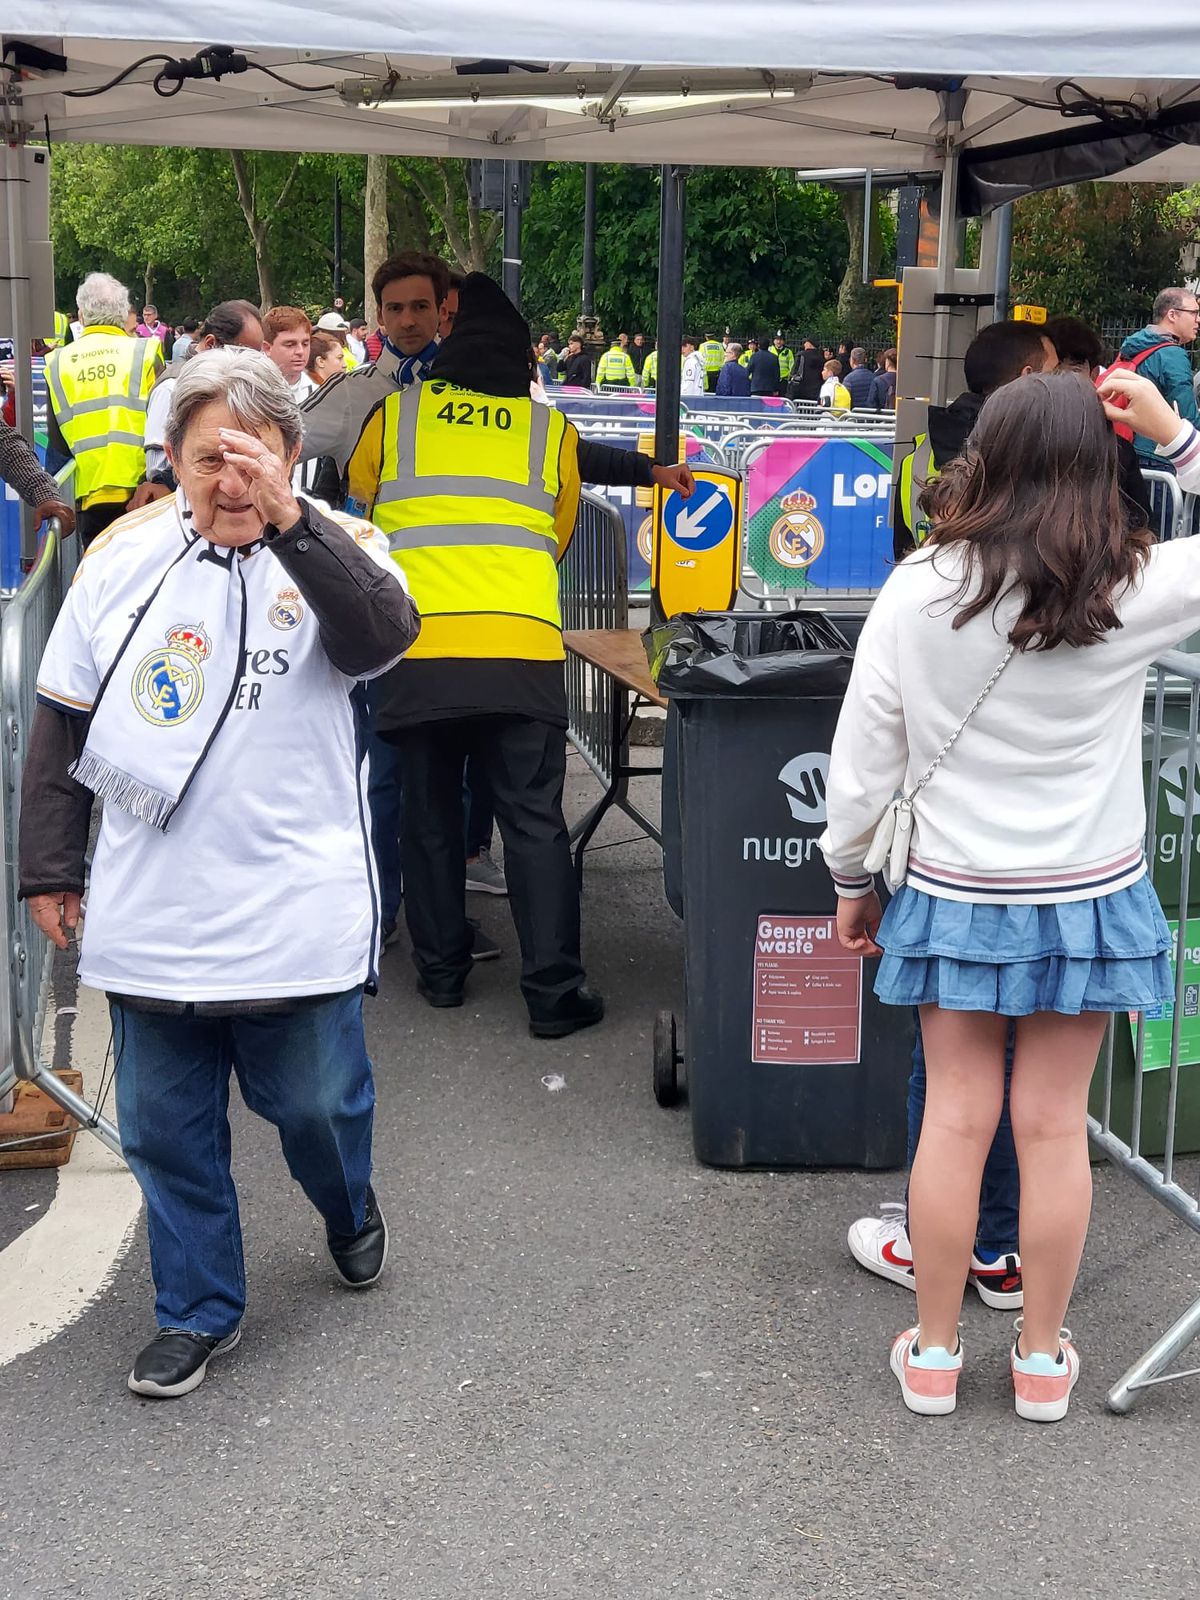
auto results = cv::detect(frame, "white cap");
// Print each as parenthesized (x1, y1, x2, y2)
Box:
(316, 312, 350, 332)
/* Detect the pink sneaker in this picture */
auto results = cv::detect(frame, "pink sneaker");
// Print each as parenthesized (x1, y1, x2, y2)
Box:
(1010, 1322, 1080, 1423)
(889, 1327, 962, 1416)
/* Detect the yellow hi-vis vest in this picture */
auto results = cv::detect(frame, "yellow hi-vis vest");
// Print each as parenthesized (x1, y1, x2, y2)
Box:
(775, 345, 795, 380)
(45, 325, 161, 507)
(45, 310, 70, 348)
(898, 432, 937, 545)
(699, 340, 724, 376)
(643, 349, 659, 387)
(366, 380, 578, 662)
(596, 346, 636, 386)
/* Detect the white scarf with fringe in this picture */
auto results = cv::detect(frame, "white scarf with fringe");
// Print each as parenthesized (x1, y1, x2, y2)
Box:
(71, 525, 249, 830)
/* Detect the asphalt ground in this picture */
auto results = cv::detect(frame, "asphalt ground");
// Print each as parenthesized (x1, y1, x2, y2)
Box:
(3, 754, 1200, 1599)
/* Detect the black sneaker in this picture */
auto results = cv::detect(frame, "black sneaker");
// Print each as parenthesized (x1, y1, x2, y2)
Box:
(469, 920, 501, 962)
(127, 1326, 241, 1399)
(327, 1185, 388, 1288)
(529, 986, 605, 1039)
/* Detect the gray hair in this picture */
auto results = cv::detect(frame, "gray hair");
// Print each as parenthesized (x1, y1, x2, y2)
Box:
(728, 343, 743, 358)
(166, 348, 302, 458)
(76, 271, 131, 329)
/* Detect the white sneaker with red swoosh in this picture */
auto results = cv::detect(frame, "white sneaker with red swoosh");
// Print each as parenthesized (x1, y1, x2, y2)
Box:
(848, 1203, 915, 1290)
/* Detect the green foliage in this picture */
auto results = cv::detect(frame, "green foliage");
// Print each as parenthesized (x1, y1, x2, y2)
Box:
(521, 167, 846, 339)
(1010, 182, 1190, 324)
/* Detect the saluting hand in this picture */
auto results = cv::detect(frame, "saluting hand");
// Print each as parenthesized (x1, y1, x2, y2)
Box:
(218, 428, 302, 533)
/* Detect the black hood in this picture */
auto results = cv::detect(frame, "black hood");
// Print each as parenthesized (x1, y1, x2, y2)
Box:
(427, 272, 533, 398)
(927, 390, 986, 469)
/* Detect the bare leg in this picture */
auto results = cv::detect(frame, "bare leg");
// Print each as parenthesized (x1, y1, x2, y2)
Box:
(909, 1005, 1009, 1350)
(1009, 1011, 1109, 1355)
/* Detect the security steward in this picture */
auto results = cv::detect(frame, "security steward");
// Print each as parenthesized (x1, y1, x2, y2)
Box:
(595, 338, 637, 388)
(773, 333, 795, 386)
(642, 343, 659, 389)
(698, 333, 724, 392)
(347, 274, 604, 1039)
(45, 272, 162, 547)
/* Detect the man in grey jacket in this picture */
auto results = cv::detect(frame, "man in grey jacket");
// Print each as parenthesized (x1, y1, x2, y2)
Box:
(0, 417, 75, 535)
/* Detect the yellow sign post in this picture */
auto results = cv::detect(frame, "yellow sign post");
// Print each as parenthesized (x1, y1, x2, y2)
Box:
(651, 466, 743, 621)
(1012, 304, 1047, 324)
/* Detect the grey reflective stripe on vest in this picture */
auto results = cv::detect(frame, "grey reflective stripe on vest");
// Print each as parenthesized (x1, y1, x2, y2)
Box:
(129, 339, 153, 398)
(375, 473, 554, 512)
(53, 391, 150, 423)
(63, 429, 148, 453)
(381, 387, 557, 515)
(386, 524, 558, 554)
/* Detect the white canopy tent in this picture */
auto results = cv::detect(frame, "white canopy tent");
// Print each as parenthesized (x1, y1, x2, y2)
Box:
(6, 7, 1200, 511)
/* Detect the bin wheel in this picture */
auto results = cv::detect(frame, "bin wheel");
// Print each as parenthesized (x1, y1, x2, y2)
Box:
(653, 1010, 683, 1107)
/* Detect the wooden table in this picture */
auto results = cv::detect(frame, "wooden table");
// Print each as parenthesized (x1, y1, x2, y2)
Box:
(563, 628, 668, 710)
(563, 627, 667, 880)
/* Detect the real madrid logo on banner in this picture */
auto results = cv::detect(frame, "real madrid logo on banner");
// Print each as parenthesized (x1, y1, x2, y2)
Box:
(768, 489, 825, 570)
(269, 587, 305, 631)
(131, 623, 210, 726)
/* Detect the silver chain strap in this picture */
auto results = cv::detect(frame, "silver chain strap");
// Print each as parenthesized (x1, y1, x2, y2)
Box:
(909, 643, 1015, 799)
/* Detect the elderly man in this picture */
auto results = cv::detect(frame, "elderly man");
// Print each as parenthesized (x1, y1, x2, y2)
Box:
(140, 299, 265, 484)
(21, 349, 419, 1399)
(45, 272, 163, 546)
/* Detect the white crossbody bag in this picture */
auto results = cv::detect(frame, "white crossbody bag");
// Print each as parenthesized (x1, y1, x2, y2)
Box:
(862, 644, 1015, 890)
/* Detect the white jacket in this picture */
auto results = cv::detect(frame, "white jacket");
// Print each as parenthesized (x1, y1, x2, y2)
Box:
(820, 419, 1200, 905)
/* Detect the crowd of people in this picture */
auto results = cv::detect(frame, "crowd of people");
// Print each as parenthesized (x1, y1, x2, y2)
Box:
(6, 258, 1200, 1424)
(530, 326, 900, 408)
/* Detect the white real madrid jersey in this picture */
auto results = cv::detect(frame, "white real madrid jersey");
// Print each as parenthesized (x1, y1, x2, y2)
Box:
(37, 494, 405, 1001)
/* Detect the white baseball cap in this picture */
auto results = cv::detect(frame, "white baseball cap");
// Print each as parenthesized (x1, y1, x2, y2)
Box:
(316, 312, 350, 332)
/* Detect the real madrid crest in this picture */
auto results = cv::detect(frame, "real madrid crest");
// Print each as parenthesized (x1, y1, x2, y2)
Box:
(131, 623, 210, 726)
(268, 587, 305, 630)
(768, 489, 825, 570)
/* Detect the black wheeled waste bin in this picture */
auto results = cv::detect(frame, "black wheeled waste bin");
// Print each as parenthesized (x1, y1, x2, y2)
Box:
(649, 609, 912, 1170)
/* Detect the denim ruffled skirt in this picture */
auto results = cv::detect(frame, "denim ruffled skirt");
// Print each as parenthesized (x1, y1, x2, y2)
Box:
(875, 876, 1174, 1016)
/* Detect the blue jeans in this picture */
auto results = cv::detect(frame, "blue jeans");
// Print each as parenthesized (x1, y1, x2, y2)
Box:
(112, 991, 375, 1339)
(907, 1013, 1020, 1257)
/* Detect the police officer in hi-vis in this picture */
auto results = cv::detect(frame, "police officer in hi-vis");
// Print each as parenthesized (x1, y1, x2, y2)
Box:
(347, 274, 604, 1039)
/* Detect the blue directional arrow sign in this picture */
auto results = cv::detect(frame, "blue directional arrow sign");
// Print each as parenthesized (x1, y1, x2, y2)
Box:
(662, 479, 734, 552)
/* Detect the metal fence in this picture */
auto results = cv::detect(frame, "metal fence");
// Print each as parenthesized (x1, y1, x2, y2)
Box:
(0, 512, 120, 1154)
(1092, 649, 1200, 1411)
(559, 489, 661, 865)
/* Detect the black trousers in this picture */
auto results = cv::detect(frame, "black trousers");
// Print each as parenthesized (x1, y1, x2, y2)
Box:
(394, 715, 585, 1019)
(77, 498, 130, 548)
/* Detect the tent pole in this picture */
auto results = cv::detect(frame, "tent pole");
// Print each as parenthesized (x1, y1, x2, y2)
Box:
(654, 164, 686, 476)
(931, 90, 965, 405)
(582, 164, 596, 317)
(993, 202, 1014, 322)
(3, 136, 36, 565)
(332, 173, 343, 303)
(502, 161, 527, 310)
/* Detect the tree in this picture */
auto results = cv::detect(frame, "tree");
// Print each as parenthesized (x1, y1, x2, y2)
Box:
(228, 151, 302, 310)
(401, 159, 502, 273)
(1010, 182, 1190, 326)
(363, 155, 390, 315)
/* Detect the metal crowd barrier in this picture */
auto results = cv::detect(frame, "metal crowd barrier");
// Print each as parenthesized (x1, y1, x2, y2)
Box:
(1092, 649, 1200, 1410)
(0, 511, 121, 1154)
(559, 489, 660, 865)
(1143, 469, 1186, 542)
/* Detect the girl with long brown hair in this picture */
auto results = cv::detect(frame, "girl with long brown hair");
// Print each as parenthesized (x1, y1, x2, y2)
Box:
(821, 369, 1199, 1423)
